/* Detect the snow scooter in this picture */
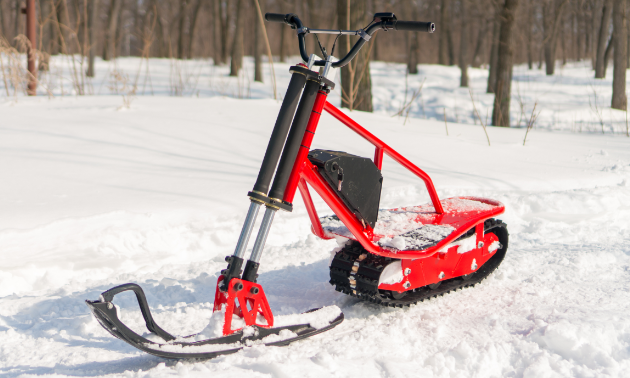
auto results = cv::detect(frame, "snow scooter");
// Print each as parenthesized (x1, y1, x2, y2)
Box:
(86, 12, 508, 360)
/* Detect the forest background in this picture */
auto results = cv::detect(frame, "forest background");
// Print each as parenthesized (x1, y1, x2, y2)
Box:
(1, 0, 629, 128)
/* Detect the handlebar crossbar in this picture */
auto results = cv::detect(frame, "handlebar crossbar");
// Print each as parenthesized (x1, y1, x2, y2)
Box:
(265, 12, 434, 69)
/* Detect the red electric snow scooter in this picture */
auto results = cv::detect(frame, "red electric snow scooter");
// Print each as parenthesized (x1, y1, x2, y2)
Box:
(86, 12, 508, 360)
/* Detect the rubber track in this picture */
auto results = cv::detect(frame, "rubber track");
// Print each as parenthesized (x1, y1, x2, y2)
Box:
(329, 219, 509, 308)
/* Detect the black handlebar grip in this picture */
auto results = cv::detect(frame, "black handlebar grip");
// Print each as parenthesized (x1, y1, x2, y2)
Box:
(265, 13, 287, 23)
(394, 21, 435, 33)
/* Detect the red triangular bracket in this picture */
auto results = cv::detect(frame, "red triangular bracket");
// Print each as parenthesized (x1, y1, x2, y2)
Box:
(213, 276, 274, 336)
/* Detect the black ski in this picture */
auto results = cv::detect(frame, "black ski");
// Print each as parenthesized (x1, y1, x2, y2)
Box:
(85, 284, 343, 360)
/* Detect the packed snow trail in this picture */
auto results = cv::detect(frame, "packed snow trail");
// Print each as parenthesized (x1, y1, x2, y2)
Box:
(1, 94, 630, 375)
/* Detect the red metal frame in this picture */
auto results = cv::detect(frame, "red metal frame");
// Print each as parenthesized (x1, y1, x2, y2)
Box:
(213, 80, 506, 325)
(282, 96, 504, 260)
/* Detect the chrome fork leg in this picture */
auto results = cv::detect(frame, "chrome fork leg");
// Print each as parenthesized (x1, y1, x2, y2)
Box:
(220, 201, 261, 289)
(242, 206, 277, 282)
(233, 201, 262, 259)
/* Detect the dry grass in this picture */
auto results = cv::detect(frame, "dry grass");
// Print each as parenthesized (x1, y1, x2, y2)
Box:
(523, 102, 541, 146)
(468, 89, 492, 146)
(108, 69, 136, 109)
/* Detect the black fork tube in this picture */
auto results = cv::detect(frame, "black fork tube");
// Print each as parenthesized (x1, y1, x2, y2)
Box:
(267, 79, 321, 201)
(252, 73, 307, 195)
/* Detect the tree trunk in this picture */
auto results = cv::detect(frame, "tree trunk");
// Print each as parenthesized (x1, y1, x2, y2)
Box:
(492, 0, 520, 127)
(254, 0, 263, 82)
(13, 0, 23, 47)
(560, 14, 567, 65)
(103, 0, 123, 60)
(487, 15, 500, 93)
(543, 0, 567, 76)
(612, 0, 627, 109)
(212, 0, 222, 64)
(407, 0, 419, 74)
(113, 1, 125, 57)
(306, 0, 320, 56)
(459, 0, 469, 86)
(177, 0, 188, 59)
(627, 0, 630, 69)
(337, 0, 373, 112)
(471, 20, 488, 68)
(0, 0, 5, 39)
(57, 0, 71, 53)
(220, 0, 231, 64)
(38, 0, 55, 68)
(527, 0, 534, 69)
(87, 0, 98, 77)
(603, 34, 614, 76)
(229, 0, 244, 76)
(596, 0, 613, 78)
(187, 0, 202, 59)
(439, 0, 451, 65)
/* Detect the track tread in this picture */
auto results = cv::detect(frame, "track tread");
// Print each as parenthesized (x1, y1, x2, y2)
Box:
(329, 219, 509, 307)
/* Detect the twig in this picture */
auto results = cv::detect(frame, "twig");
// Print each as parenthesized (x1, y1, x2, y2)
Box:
(523, 102, 540, 146)
(443, 107, 449, 136)
(469, 89, 491, 146)
(392, 78, 425, 117)
(253, 0, 277, 100)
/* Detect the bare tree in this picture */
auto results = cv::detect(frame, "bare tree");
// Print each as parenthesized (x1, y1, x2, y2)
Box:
(439, 0, 452, 65)
(595, 0, 613, 78)
(487, 9, 500, 93)
(407, 0, 420, 74)
(103, 0, 123, 60)
(459, 0, 469, 86)
(526, 0, 534, 69)
(612, 0, 627, 109)
(187, 0, 202, 58)
(542, 0, 568, 75)
(219, 0, 232, 63)
(492, 0, 520, 127)
(177, 0, 188, 59)
(230, 0, 244, 76)
(87, 0, 98, 76)
(254, 0, 263, 82)
(337, 0, 373, 112)
(0, 0, 5, 39)
(471, 1, 489, 68)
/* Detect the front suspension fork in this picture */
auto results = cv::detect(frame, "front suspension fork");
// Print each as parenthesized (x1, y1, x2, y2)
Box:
(220, 67, 325, 289)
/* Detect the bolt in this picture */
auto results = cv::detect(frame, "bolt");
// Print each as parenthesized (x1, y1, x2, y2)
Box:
(438, 272, 445, 279)
(250, 287, 259, 295)
(478, 241, 484, 249)
(234, 282, 244, 292)
(107, 303, 113, 310)
(403, 281, 411, 289)
(471, 259, 478, 270)
(404, 268, 411, 275)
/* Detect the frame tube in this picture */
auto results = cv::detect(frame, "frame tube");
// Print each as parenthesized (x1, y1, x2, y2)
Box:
(323, 101, 445, 214)
(268, 79, 321, 200)
(283, 89, 329, 203)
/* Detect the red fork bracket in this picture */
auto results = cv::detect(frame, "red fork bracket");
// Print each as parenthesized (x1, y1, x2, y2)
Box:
(213, 276, 274, 336)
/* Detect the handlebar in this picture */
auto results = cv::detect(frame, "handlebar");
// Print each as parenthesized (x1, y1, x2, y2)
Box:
(264, 12, 434, 69)
(264, 12, 297, 25)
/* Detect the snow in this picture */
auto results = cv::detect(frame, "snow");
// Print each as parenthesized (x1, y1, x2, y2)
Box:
(378, 260, 404, 285)
(321, 198, 499, 244)
(488, 240, 502, 253)
(378, 224, 456, 251)
(1, 56, 630, 377)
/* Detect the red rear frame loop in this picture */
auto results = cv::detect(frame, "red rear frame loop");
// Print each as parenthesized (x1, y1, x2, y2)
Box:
(282, 94, 499, 260)
(323, 102, 444, 214)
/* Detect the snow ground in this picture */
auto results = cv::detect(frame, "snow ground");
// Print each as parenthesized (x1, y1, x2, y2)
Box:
(1, 57, 630, 377)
